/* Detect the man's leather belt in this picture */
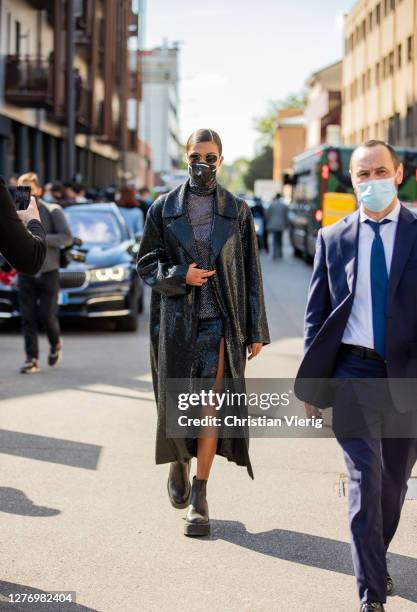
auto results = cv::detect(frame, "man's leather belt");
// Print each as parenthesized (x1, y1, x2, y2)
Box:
(340, 343, 385, 362)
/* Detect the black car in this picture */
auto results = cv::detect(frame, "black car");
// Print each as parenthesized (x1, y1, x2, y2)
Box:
(0, 203, 143, 332)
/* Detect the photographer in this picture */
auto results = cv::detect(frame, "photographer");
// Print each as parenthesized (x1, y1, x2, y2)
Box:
(17, 173, 73, 374)
(0, 176, 46, 274)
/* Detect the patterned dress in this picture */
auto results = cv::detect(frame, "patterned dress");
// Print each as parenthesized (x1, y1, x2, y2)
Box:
(186, 188, 221, 319)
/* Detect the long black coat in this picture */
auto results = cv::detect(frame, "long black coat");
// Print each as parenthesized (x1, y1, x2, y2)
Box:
(136, 180, 270, 479)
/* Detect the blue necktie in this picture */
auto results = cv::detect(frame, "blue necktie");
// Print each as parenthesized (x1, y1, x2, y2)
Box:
(365, 219, 391, 358)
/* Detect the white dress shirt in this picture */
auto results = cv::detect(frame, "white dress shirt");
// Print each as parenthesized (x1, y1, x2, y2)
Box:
(342, 200, 401, 349)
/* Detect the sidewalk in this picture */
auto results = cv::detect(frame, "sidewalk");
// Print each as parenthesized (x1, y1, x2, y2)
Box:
(0, 249, 416, 611)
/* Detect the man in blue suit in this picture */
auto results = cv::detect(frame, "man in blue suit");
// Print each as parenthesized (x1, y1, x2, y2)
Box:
(295, 140, 417, 611)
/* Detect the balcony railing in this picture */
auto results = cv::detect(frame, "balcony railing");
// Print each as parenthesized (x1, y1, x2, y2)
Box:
(4, 55, 53, 108)
(26, 0, 51, 9)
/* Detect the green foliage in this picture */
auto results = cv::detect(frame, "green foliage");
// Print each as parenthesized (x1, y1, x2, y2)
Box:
(218, 158, 249, 193)
(242, 146, 273, 191)
(253, 90, 307, 148)
(177, 144, 187, 170)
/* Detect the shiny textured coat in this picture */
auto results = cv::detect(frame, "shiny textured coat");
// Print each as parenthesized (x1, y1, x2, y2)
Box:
(136, 180, 270, 478)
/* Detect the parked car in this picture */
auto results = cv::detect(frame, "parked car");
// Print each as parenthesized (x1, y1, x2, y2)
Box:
(0, 203, 143, 332)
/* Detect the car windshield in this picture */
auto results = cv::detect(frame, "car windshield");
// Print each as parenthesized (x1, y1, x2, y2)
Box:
(66, 210, 122, 245)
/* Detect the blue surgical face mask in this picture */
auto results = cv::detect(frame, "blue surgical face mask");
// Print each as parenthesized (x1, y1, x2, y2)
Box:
(356, 177, 397, 212)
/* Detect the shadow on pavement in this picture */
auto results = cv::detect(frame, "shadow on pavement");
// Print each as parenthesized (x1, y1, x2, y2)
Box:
(0, 430, 102, 470)
(208, 520, 417, 604)
(0, 487, 60, 517)
(0, 580, 98, 611)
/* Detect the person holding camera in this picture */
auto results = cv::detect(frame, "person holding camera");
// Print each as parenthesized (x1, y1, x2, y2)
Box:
(0, 177, 46, 274)
(17, 173, 73, 374)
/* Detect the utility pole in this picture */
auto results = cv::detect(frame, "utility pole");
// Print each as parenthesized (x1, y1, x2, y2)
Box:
(66, 0, 75, 182)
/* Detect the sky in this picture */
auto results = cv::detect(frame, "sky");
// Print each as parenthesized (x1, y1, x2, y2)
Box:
(145, 0, 355, 162)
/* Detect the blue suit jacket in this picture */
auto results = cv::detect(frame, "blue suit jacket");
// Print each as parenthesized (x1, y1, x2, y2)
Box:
(294, 203, 417, 412)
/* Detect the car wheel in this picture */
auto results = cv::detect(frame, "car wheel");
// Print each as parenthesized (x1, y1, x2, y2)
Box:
(116, 310, 138, 332)
(303, 234, 313, 264)
(137, 292, 144, 313)
(293, 244, 302, 258)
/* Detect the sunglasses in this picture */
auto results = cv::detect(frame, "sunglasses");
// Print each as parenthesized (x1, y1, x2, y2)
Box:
(188, 153, 219, 164)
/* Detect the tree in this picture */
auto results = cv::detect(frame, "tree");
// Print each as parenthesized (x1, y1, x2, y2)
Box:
(242, 145, 273, 192)
(217, 158, 249, 193)
(253, 90, 308, 149)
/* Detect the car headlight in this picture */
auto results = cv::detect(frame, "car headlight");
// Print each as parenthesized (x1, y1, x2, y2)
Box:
(89, 265, 130, 283)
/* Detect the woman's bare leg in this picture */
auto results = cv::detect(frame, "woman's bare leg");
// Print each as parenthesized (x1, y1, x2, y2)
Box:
(196, 337, 225, 480)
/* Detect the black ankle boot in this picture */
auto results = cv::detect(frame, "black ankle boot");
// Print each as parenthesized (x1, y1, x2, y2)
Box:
(167, 460, 191, 508)
(184, 476, 210, 536)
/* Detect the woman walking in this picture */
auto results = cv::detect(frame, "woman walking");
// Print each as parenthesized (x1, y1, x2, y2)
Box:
(136, 128, 270, 536)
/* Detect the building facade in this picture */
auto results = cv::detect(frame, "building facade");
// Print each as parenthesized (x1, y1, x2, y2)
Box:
(305, 60, 342, 148)
(342, 0, 417, 146)
(139, 42, 180, 185)
(273, 108, 306, 186)
(0, 0, 148, 186)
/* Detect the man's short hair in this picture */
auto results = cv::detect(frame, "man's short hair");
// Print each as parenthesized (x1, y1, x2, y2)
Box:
(350, 140, 401, 170)
(17, 172, 40, 187)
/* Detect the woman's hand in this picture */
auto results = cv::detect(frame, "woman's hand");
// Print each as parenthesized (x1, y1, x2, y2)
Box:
(248, 342, 263, 360)
(17, 196, 40, 226)
(304, 403, 322, 418)
(186, 262, 216, 286)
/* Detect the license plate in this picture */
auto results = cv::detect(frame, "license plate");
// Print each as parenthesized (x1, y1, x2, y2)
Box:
(58, 291, 69, 305)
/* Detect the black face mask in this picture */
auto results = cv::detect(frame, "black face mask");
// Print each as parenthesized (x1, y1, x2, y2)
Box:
(188, 162, 217, 194)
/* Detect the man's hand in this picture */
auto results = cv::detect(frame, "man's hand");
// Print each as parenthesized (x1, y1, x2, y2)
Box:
(186, 262, 216, 286)
(17, 196, 40, 226)
(305, 402, 322, 418)
(248, 343, 263, 360)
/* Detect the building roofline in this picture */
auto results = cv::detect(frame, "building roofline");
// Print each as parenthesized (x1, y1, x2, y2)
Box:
(306, 59, 342, 86)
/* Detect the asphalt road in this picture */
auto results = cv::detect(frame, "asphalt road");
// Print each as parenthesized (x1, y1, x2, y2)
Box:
(0, 245, 416, 612)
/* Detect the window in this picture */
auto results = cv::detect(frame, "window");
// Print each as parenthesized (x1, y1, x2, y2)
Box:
(369, 12, 373, 31)
(391, 0, 395, 8)
(362, 73, 366, 94)
(383, 56, 388, 78)
(406, 106, 414, 138)
(407, 36, 413, 62)
(376, 3, 381, 24)
(384, 0, 389, 15)
(389, 51, 394, 76)
(398, 43, 402, 69)
(362, 19, 366, 39)
(15, 19, 21, 56)
(6, 12, 11, 54)
(367, 68, 372, 89)
(375, 62, 380, 85)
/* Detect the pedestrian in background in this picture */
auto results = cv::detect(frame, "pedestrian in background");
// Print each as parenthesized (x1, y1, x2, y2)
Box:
(266, 193, 288, 259)
(50, 182, 65, 204)
(116, 185, 144, 238)
(296, 140, 417, 612)
(137, 128, 270, 537)
(0, 176, 46, 274)
(17, 173, 73, 374)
